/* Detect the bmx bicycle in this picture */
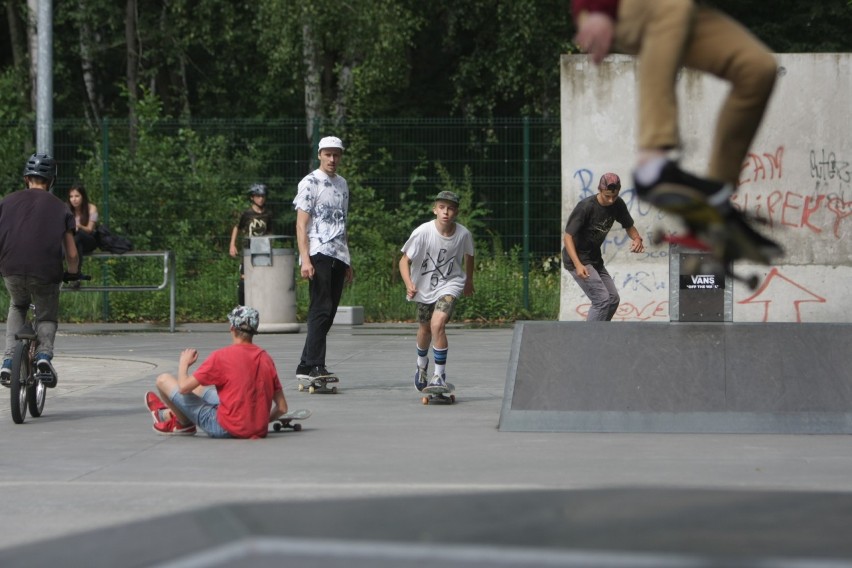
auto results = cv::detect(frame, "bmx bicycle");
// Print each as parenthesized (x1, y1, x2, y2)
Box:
(8, 273, 89, 424)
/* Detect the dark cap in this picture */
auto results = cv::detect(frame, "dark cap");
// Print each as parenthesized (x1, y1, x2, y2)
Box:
(434, 190, 460, 205)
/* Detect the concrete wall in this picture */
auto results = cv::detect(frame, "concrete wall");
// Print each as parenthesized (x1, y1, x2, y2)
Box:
(560, 54, 852, 323)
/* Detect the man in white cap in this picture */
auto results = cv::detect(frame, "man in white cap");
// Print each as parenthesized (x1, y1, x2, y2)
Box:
(293, 136, 354, 383)
(145, 305, 288, 438)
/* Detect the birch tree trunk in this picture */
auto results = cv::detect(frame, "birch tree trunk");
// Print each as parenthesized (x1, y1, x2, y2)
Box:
(5, 0, 25, 69)
(77, 0, 101, 126)
(301, 21, 322, 144)
(125, 0, 138, 152)
(26, 0, 38, 112)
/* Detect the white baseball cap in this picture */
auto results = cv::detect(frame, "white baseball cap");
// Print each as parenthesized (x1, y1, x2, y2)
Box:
(317, 136, 345, 152)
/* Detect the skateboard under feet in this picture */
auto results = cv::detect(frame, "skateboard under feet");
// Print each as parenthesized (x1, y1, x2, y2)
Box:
(421, 383, 456, 405)
(297, 376, 339, 394)
(271, 408, 311, 432)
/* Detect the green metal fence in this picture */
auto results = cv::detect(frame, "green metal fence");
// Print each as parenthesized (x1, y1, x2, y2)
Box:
(1, 117, 563, 323)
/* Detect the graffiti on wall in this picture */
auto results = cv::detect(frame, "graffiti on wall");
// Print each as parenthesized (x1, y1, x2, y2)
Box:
(734, 146, 851, 239)
(738, 268, 826, 322)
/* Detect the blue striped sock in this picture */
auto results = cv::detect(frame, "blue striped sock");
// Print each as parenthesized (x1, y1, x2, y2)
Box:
(433, 347, 447, 376)
(416, 344, 429, 369)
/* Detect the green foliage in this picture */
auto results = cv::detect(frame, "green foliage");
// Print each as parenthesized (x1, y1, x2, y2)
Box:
(709, 1, 852, 52)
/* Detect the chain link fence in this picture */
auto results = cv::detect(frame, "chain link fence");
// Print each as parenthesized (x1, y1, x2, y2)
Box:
(1, 117, 562, 323)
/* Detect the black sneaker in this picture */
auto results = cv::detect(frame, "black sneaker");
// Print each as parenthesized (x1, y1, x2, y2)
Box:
(634, 160, 731, 230)
(308, 365, 335, 380)
(295, 364, 311, 381)
(35, 357, 58, 388)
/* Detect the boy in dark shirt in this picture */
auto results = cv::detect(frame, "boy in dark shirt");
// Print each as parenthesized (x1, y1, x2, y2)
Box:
(562, 173, 644, 321)
(228, 183, 274, 305)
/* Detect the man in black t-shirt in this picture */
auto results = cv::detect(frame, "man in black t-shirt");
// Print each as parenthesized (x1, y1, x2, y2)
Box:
(0, 154, 79, 387)
(562, 173, 645, 321)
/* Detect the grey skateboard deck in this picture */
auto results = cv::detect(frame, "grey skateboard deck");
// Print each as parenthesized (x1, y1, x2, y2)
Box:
(272, 408, 311, 432)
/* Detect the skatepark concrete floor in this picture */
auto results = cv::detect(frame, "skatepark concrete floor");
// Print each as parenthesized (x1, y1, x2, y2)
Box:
(1, 322, 852, 567)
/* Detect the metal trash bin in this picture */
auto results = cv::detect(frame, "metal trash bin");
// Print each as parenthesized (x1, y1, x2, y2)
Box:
(243, 236, 300, 333)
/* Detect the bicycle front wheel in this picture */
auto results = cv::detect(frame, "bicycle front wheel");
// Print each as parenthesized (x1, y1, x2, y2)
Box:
(10, 340, 29, 424)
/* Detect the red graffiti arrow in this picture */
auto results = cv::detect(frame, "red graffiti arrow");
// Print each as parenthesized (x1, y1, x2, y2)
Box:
(738, 267, 826, 322)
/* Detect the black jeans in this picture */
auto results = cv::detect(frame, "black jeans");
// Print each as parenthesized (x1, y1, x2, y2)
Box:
(74, 230, 98, 273)
(299, 253, 348, 369)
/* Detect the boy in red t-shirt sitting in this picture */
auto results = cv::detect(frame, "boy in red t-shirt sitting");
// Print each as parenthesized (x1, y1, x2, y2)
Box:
(145, 306, 288, 438)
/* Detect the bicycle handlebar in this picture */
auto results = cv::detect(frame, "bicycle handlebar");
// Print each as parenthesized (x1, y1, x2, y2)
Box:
(62, 272, 93, 283)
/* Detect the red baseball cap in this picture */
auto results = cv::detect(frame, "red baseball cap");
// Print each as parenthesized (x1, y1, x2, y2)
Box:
(598, 172, 621, 191)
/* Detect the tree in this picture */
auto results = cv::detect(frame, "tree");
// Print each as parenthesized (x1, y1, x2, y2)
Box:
(711, 0, 852, 53)
(257, 0, 423, 140)
(425, 0, 575, 118)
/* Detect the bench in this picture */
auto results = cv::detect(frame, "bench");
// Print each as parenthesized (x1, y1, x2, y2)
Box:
(63, 251, 176, 332)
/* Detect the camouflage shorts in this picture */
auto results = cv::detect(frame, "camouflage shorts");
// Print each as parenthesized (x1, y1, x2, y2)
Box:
(417, 294, 458, 324)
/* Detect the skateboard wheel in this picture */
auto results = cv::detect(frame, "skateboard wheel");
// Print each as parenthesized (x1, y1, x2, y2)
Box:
(450, 395, 456, 403)
(273, 423, 282, 432)
(421, 397, 429, 405)
(298, 384, 305, 392)
(309, 386, 316, 394)
(293, 423, 302, 432)
(331, 386, 338, 394)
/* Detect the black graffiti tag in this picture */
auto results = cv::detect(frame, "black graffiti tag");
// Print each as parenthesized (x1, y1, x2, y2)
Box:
(420, 248, 455, 290)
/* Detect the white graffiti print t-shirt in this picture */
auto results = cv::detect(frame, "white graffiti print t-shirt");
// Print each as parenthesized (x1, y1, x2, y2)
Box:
(401, 220, 474, 304)
(293, 169, 351, 265)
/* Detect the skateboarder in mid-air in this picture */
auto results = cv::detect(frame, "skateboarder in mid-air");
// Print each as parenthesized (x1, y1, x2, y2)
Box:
(571, 0, 783, 266)
(399, 191, 475, 392)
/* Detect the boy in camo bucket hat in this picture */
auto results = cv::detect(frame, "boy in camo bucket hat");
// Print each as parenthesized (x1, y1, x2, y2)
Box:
(228, 305, 260, 335)
(144, 305, 288, 438)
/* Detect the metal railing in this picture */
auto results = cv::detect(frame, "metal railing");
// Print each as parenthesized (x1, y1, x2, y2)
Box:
(62, 251, 176, 331)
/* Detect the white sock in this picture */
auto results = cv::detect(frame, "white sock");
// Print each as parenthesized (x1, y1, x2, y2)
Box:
(633, 156, 668, 186)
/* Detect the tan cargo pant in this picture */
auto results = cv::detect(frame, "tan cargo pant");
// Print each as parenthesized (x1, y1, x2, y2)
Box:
(614, 0, 777, 184)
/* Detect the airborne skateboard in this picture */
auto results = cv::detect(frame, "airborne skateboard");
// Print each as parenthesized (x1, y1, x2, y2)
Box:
(421, 383, 456, 405)
(297, 376, 339, 394)
(652, 229, 761, 290)
(272, 409, 311, 432)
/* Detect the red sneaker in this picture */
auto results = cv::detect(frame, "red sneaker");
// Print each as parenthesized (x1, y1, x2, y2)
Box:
(153, 416, 196, 436)
(145, 391, 168, 424)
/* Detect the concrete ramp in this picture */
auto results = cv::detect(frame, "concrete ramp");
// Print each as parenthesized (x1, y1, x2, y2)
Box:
(4, 489, 852, 567)
(499, 322, 852, 433)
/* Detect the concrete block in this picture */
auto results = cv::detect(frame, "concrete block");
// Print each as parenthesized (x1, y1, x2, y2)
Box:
(334, 306, 364, 325)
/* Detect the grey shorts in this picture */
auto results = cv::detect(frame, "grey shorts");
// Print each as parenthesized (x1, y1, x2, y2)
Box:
(417, 294, 458, 324)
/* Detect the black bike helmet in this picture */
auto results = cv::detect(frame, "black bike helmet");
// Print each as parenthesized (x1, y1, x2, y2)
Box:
(247, 183, 267, 198)
(23, 153, 57, 186)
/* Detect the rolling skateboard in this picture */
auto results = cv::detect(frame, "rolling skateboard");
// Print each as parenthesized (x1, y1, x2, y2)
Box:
(297, 376, 339, 394)
(272, 409, 311, 432)
(421, 383, 456, 405)
(652, 229, 761, 290)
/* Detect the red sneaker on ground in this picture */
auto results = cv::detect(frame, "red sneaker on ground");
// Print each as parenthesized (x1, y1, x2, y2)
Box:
(145, 391, 168, 424)
(153, 415, 196, 436)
